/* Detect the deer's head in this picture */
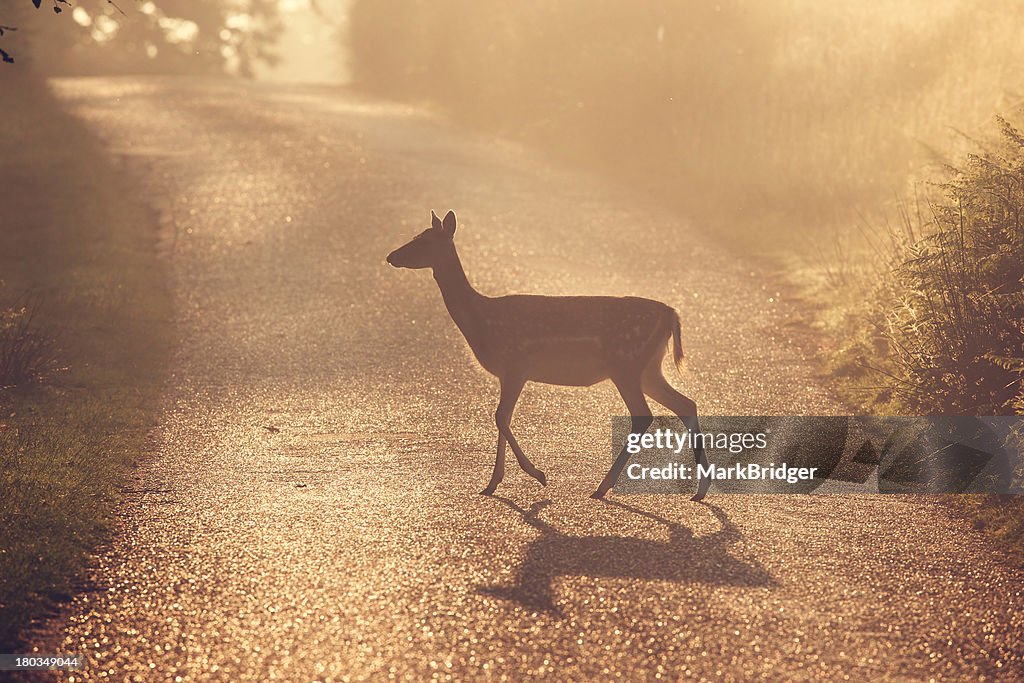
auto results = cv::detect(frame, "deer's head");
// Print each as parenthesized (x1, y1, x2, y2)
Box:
(386, 210, 457, 269)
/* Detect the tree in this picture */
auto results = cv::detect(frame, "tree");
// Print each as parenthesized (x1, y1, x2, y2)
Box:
(1, 0, 281, 75)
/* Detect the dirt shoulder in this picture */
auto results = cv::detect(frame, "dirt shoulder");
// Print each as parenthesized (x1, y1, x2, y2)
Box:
(0, 72, 173, 650)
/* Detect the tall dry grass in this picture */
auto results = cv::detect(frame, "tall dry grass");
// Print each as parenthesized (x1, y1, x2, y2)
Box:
(0, 297, 58, 392)
(880, 117, 1024, 416)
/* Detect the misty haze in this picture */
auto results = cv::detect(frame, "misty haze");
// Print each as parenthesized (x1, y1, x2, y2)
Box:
(1, 1, 1022, 680)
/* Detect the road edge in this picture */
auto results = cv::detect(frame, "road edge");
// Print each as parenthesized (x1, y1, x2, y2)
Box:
(0, 73, 174, 652)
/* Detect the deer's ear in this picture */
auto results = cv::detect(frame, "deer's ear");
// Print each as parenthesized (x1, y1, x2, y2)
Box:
(442, 210, 457, 237)
(431, 210, 442, 230)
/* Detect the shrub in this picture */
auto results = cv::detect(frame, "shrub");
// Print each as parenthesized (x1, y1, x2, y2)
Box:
(881, 116, 1024, 415)
(0, 298, 56, 392)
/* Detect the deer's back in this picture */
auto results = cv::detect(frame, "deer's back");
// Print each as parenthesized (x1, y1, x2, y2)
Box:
(472, 294, 676, 385)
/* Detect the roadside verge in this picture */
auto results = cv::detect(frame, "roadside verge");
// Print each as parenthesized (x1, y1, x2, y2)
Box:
(0, 73, 173, 649)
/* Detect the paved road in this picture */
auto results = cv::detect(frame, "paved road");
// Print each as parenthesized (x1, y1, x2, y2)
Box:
(40, 78, 1024, 681)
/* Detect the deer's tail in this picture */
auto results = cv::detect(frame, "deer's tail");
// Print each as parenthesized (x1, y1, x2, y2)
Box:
(670, 308, 685, 374)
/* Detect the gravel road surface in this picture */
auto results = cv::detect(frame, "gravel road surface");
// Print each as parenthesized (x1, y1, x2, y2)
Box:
(37, 77, 1024, 681)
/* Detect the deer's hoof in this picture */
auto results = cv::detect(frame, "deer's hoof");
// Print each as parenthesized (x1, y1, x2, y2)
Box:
(480, 486, 497, 496)
(691, 480, 710, 502)
(590, 489, 606, 500)
(535, 470, 548, 486)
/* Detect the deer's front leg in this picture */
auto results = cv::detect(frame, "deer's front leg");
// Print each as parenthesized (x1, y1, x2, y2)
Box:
(495, 376, 548, 487)
(480, 433, 507, 495)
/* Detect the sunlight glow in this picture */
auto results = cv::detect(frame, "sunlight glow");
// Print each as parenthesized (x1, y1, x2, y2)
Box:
(71, 6, 91, 27)
(157, 17, 200, 45)
(225, 13, 252, 31)
(92, 14, 119, 44)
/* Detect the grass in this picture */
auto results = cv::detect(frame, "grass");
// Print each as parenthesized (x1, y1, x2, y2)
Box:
(804, 116, 1024, 564)
(819, 117, 1024, 416)
(952, 495, 1024, 566)
(0, 71, 172, 650)
(0, 301, 58, 390)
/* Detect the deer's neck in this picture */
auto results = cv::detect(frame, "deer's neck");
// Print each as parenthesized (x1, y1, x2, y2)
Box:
(432, 247, 484, 344)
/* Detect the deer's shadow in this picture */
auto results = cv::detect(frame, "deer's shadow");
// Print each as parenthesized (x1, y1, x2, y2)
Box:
(478, 497, 775, 615)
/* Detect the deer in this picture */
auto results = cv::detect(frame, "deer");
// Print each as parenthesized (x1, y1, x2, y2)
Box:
(386, 210, 710, 501)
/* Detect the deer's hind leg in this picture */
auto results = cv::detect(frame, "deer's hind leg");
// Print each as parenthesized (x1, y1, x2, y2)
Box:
(592, 374, 653, 499)
(491, 375, 547, 490)
(641, 354, 711, 501)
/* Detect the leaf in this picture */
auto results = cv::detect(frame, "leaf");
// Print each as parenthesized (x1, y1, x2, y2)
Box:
(984, 352, 1024, 374)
